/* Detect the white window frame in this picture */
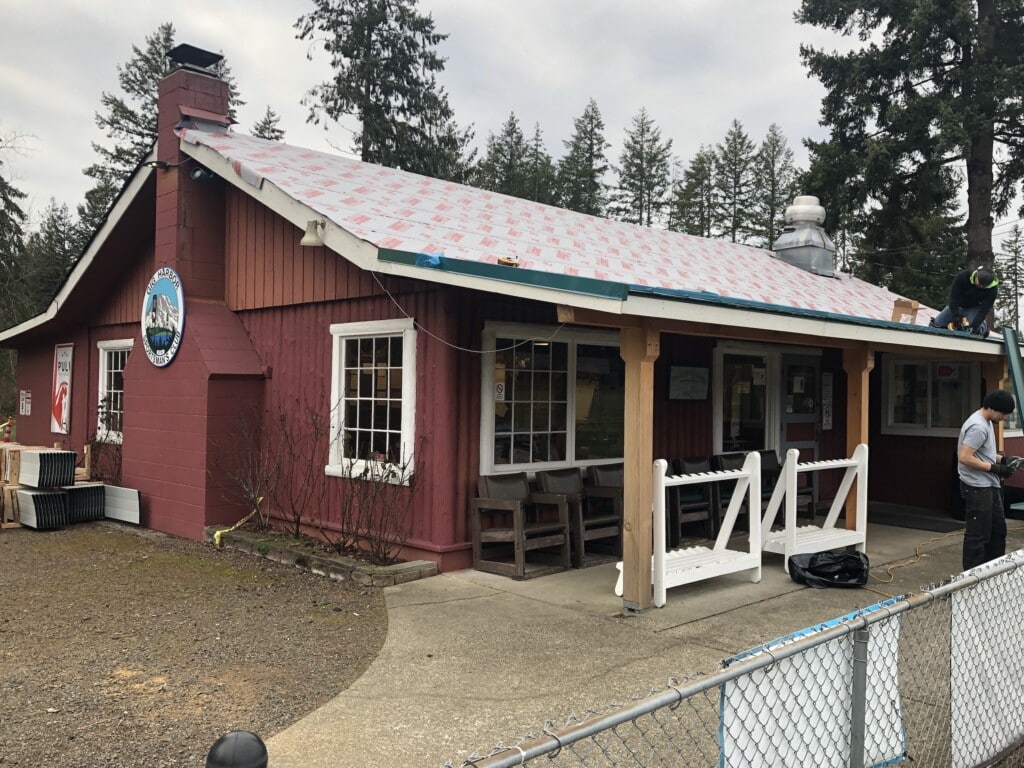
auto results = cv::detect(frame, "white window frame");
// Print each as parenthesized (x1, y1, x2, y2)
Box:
(881, 355, 980, 437)
(96, 339, 133, 443)
(479, 321, 621, 475)
(326, 318, 417, 482)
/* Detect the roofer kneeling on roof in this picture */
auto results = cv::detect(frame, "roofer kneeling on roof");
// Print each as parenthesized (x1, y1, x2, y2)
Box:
(930, 266, 999, 338)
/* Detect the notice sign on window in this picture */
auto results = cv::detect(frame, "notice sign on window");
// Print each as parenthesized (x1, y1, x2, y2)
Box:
(51, 343, 73, 434)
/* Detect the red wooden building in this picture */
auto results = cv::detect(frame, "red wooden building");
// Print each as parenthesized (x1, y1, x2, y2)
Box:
(1, 50, 1017, 609)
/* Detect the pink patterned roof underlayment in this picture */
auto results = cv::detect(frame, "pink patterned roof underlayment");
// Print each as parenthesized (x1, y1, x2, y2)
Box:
(180, 128, 936, 325)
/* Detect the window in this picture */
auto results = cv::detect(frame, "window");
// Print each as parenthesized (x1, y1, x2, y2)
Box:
(327, 318, 417, 479)
(883, 357, 978, 437)
(1003, 384, 1022, 435)
(96, 339, 133, 442)
(481, 323, 623, 473)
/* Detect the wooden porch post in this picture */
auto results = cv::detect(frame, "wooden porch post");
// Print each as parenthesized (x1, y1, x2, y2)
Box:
(620, 325, 660, 612)
(842, 346, 874, 530)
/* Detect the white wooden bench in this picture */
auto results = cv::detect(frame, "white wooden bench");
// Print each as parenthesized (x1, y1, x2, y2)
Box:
(615, 453, 761, 607)
(760, 444, 868, 572)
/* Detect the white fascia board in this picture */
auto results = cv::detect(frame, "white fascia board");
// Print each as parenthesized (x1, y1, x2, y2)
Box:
(621, 294, 1005, 356)
(179, 141, 379, 267)
(0, 153, 157, 344)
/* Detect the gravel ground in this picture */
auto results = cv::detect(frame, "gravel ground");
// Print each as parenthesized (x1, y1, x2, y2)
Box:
(0, 521, 388, 768)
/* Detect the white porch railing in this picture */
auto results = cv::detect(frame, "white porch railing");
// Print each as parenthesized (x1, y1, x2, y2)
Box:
(760, 444, 868, 572)
(615, 452, 762, 608)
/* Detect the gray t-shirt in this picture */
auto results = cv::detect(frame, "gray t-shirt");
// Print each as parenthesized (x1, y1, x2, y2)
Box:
(957, 409, 999, 488)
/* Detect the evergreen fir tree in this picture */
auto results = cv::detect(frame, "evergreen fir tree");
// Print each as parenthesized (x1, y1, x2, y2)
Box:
(74, 176, 119, 258)
(713, 119, 757, 243)
(522, 124, 557, 205)
(21, 200, 78, 315)
(610, 107, 673, 227)
(251, 106, 286, 141)
(83, 23, 244, 217)
(0, 158, 22, 415)
(996, 224, 1024, 332)
(296, 0, 472, 181)
(854, 168, 965, 305)
(797, 0, 1024, 269)
(0, 162, 25, 272)
(667, 146, 715, 237)
(473, 112, 527, 196)
(750, 124, 797, 248)
(557, 98, 610, 216)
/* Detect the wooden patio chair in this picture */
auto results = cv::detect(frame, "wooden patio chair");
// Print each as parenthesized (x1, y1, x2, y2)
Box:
(759, 449, 816, 522)
(470, 473, 571, 579)
(712, 452, 751, 525)
(670, 457, 719, 543)
(536, 466, 622, 568)
(586, 462, 625, 559)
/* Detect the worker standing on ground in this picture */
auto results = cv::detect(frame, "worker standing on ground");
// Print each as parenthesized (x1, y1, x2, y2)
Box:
(957, 390, 1020, 570)
(930, 266, 999, 338)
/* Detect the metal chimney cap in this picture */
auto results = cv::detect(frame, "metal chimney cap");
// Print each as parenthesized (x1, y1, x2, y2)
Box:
(166, 44, 223, 71)
(784, 195, 826, 226)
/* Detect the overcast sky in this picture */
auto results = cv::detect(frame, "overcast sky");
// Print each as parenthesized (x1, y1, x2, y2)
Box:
(2, 0, 841, 224)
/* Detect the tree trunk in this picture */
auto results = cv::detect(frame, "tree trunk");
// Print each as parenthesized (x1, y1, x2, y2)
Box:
(965, 0, 997, 268)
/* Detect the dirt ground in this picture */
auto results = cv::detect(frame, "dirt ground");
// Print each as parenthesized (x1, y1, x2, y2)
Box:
(0, 521, 388, 767)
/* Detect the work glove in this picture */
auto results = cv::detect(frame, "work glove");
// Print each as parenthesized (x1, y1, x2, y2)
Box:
(1001, 455, 1024, 472)
(990, 462, 1015, 479)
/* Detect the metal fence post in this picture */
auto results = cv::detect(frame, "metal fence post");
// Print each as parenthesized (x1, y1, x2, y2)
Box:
(206, 730, 268, 768)
(849, 626, 868, 768)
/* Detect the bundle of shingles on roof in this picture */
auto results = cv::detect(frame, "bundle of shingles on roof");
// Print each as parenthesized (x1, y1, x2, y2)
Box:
(2, 447, 104, 529)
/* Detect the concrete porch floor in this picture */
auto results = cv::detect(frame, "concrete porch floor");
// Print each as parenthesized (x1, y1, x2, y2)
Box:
(266, 519, 1024, 768)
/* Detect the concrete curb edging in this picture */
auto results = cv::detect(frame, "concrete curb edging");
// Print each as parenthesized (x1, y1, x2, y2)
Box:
(203, 527, 439, 586)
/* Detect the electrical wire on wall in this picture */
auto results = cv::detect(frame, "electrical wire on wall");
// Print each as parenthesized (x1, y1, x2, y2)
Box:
(370, 269, 567, 354)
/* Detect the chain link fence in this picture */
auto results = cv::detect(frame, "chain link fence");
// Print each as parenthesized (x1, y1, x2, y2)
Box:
(448, 551, 1024, 768)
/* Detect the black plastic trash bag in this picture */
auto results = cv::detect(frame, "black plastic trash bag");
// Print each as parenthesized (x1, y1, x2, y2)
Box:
(788, 551, 869, 589)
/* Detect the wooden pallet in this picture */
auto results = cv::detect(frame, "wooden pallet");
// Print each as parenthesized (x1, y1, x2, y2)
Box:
(1, 483, 21, 528)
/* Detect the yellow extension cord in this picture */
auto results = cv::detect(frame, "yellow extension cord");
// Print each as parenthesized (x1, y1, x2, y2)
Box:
(861, 523, 1024, 599)
(212, 497, 264, 549)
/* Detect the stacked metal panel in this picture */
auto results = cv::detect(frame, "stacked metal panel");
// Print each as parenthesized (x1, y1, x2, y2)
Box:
(19, 450, 76, 488)
(63, 482, 106, 523)
(17, 489, 68, 530)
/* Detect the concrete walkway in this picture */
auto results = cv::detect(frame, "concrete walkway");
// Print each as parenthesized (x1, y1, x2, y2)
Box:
(266, 522, 1024, 768)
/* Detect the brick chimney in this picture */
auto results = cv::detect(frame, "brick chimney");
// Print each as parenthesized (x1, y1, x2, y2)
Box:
(124, 45, 265, 542)
(154, 44, 230, 300)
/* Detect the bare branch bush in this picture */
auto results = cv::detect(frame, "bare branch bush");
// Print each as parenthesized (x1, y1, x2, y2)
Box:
(274, 391, 330, 538)
(208, 405, 280, 531)
(87, 396, 122, 486)
(325, 437, 423, 565)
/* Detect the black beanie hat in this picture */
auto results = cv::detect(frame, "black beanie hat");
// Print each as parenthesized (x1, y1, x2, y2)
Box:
(983, 390, 1015, 414)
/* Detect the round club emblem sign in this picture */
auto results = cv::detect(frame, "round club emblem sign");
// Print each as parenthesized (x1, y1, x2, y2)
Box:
(141, 267, 185, 367)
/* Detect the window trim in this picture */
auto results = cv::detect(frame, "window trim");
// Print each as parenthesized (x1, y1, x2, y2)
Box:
(479, 321, 621, 475)
(96, 338, 134, 443)
(326, 318, 417, 482)
(881, 355, 980, 438)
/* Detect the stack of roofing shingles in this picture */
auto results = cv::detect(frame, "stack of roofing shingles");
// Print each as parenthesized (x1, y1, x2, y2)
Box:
(15, 450, 104, 529)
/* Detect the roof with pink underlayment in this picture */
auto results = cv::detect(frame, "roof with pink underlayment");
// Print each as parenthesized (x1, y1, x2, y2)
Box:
(180, 127, 937, 328)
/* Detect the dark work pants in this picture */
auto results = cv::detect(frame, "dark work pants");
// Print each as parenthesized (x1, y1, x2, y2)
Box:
(961, 482, 1007, 571)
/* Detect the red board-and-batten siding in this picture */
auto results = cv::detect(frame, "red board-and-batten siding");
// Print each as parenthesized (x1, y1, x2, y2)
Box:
(224, 187, 482, 568)
(14, 238, 155, 456)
